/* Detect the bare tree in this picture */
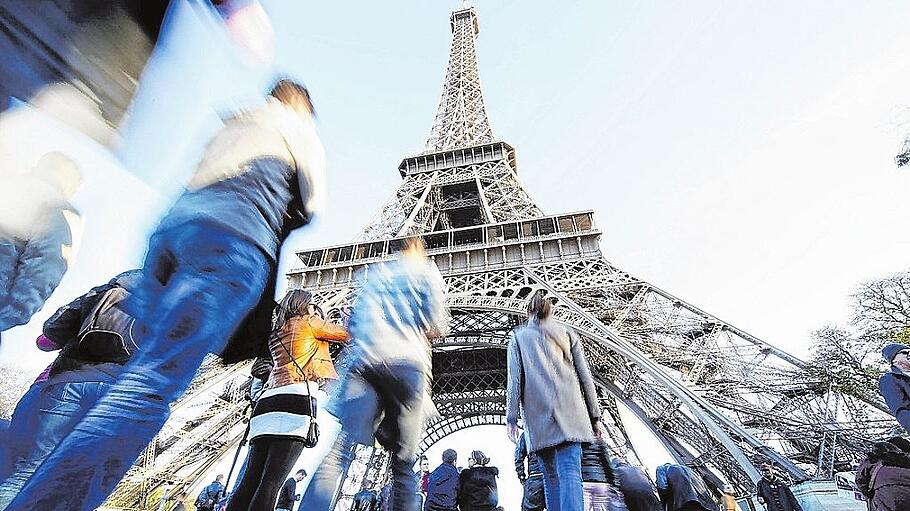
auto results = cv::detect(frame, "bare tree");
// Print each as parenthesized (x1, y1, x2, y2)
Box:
(807, 327, 883, 403)
(852, 270, 910, 336)
(807, 269, 910, 403)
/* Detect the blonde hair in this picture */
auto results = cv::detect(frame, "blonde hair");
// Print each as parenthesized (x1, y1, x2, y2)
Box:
(527, 290, 552, 320)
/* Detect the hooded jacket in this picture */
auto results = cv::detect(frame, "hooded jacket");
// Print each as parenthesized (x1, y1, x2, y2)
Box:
(458, 465, 499, 511)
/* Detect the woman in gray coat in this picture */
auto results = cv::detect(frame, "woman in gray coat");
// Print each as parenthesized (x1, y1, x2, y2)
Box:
(506, 290, 604, 511)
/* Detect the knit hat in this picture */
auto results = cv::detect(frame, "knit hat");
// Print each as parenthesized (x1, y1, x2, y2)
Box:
(442, 449, 457, 464)
(882, 343, 910, 364)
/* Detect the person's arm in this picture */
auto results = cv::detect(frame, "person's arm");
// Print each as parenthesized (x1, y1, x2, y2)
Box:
(568, 329, 602, 425)
(880, 375, 910, 431)
(310, 316, 350, 343)
(514, 435, 528, 482)
(505, 334, 522, 440)
(422, 266, 450, 339)
(0, 217, 70, 330)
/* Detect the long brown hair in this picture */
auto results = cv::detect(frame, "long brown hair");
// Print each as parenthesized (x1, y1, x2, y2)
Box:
(527, 290, 552, 320)
(275, 289, 313, 330)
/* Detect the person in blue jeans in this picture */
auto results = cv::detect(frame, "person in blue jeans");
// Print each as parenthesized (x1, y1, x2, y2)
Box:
(7, 78, 326, 511)
(506, 290, 604, 511)
(299, 237, 449, 511)
(0, 270, 140, 510)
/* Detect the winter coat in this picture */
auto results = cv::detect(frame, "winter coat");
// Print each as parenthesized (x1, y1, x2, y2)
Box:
(581, 442, 614, 484)
(756, 478, 802, 511)
(457, 465, 499, 511)
(0, 173, 79, 331)
(864, 465, 910, 511)
(856, 446, 910, 511)
(43, 270, 141, 384)
(506, 317, 601, 453)
(656, 464, 718, 511)
(425, 462, 460, 511)
(613, 462, 661, 511)
(880, 368, 910, 432)
(267, 314, 349, 386)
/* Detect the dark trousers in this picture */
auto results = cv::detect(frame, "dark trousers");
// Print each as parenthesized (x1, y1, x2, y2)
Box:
(522, 475, 546, 511)
(226, 437, 304, 511)
(8, 224, 271, 511)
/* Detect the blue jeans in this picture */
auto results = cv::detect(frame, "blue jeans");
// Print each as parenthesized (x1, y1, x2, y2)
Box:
(8, 224, 271, 511)
(538, 442, 583, 511)
(0, 384, 43, 480)
(0, 382, 107, 509)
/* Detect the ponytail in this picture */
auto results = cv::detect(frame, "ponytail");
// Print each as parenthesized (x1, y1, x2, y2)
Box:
(527, 290, 552, 320)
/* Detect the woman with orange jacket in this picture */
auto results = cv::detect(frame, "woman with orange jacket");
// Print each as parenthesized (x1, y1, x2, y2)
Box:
(227, 289, 349, 511)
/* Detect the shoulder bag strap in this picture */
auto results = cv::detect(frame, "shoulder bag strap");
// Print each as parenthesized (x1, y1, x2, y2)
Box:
(272, 330, 316, 415)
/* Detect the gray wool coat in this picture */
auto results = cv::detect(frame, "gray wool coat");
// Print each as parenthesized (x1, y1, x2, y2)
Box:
(506, 317, 601, 453)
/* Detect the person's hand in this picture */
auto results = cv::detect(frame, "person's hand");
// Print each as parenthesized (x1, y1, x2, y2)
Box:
(507, 423, 520, 443)
(593, 420, 605, 441)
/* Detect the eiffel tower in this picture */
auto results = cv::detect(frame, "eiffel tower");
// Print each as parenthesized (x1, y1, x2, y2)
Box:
(105, 6, 891, 510)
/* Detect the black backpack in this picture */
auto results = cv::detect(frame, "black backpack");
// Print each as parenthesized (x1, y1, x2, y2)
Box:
(74, 286, 138, 363)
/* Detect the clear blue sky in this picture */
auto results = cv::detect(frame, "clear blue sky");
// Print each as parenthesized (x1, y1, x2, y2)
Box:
(3, 1, 910, 504)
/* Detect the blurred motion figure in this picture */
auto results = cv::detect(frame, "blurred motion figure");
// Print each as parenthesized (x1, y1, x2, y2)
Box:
(0, 152, 81, 337)
(8, 77, 326, 510)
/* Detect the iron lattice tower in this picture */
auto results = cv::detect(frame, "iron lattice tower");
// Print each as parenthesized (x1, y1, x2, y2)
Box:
(105, 7, 894, 510)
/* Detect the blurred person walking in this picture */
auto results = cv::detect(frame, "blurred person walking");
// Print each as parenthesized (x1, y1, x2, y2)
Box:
(0, 270, 139, 509)
(506, 289, 604, 511)
(655, 464, 718, 511)
(7, 78, 326, 511)
(515, 431, 545, 511)
(458, 450, 500, 511)
(227, 290, 347, 511)
(299, 237, 449, 511)
(426, 449, 460, 511)
(0, 152, 81, 338)
(611, 459, 660, 511)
